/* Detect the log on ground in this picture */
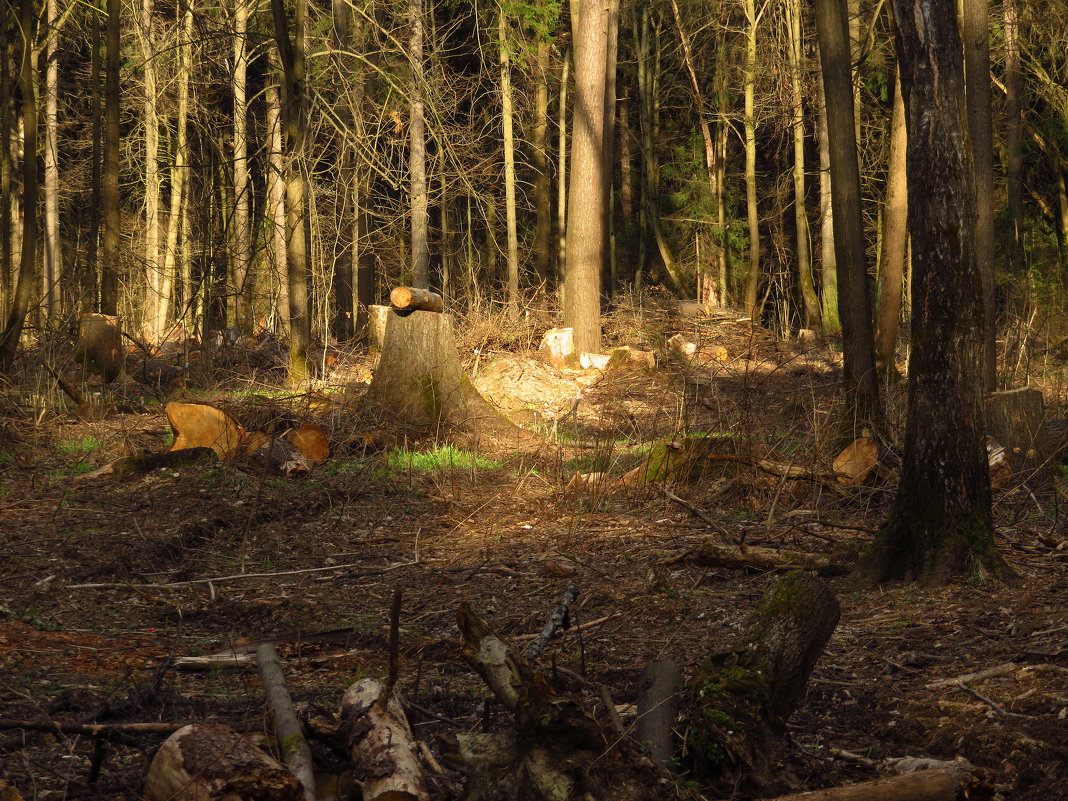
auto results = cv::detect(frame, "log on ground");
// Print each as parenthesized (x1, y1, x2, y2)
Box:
(682, 571, 840, 795)
(390, 286, 444, 313)
(365, 310, 541, 455)
(144, 723, 303, 801)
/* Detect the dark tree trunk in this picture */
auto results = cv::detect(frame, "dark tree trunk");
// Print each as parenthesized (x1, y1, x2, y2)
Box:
(684, 572, 840, 795)
(100, 0, 120, 315)
(0, 0, 37, 370)
(858, 0, 1013, 586)
(813, 0, 880, 429)
(1003, 0, 1025, 274)
(0, 7, 12, 317)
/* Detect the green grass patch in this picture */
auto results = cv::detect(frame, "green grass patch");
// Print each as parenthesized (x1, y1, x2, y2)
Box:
(386, 444, 501, 473)
(55, 436, 102, 457)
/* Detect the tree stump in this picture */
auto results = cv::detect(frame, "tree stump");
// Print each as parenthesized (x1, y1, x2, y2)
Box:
(365, 310, 540, 455)
(986, 387, 1049, 487)
(144, 723, 302, 801)
(75, 314, 125, 382)
(683, 571, 840, 795)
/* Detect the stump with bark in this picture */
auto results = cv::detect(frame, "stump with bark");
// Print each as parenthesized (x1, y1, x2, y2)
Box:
(75, 314, 125, 382)
(365, 310, 541, 455)
(682, 571, 840, 794)
(986, 387, 1049, 488)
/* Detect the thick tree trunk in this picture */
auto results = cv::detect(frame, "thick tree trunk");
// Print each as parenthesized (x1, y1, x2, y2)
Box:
(100, 0, 120, 315)
(874, 66, 908, 377)
(816, 71, 840, 333)
(0, 0, 37, 369)
(814, 0, 879, 428)
(859, 0, 1013, 586)
(684, 572, 840, 795)
(961, 0, 996, 393)
(564, 0, 609, 353)
(232, 0, 251, 333)
(533, 41, 552, 286)
(366, 310, 540, 454)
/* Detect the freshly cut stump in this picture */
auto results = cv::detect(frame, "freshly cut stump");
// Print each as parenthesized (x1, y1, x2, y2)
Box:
(365, 310, 540, 455)
(144, 723, 302, 801)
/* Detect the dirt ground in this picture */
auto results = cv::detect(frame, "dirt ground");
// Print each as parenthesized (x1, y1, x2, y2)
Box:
(1, 301, 1066, 800)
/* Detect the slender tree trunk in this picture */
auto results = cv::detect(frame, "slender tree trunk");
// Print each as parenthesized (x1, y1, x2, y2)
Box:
(602, 0, 619, 298)
(1002, 0, 1024, 273)
(100, 0, 121, 315)
(816, 70, 839, 332)
(557, 46, 569, 282)
(271, 0, 310, 383)
(787, 0, 818, 329)
(141, 0, 161, 336)
(961, 0, 996, 392)
(0, 0, 37, 368)
(43, 0, 59, 321)
(874, 66, 908, 377)
(715, 28, 729, 305)
(564, 0, 610, 353)
(532, 39, 551, 287)
(158, 0, 192, 335)
(85, 17, 101, 310)
(861, 0, 1010, 586)
(814, 0, 879, 428)
(266, 68, 288, 333)
(232, 0, 251, 332)
(618, 97, 633, 226)
(499, 4, 519, 318)
(409, 0, 429, 288)
(743, 0, 760, 317)
(0, 11, 10, 315)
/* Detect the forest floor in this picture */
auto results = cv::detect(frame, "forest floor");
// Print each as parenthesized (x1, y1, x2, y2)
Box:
(1, 295, 1066, 800)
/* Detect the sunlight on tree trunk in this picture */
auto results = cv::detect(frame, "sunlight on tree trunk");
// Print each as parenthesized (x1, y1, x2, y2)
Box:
(409, 0, 429, 289)
(100, 0, 120, 315)
(232, 0, 251, 333)
(499, 4, 519, 320)
(43, 0, 60, 322)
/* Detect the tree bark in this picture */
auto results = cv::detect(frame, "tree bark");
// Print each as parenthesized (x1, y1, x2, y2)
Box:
(564, 0, 609, 353)
(874, 65, 908, 377)
(256, 644, 316, 801)
(859, 0, 1013, 586)
(232, 0, 251, 333)
(43, 0, 59, 321)
(533, 40, 552, 286)
(813, 0, 879, 428)
(636, 660, 682, 770)
(743, 0, 761, 318)
(0, 0, 37, 370)
(961, 0, 996, 393)
(499, 5, 519, 319)
(100, 0, 120, 315)
(409, 0, 429, 288)
(1002, 0, 1024, 274)
(816, 70, 840, 333)
(266, 62, 289, 335)
(684, 572, 840, 794)
(0, 12, 10, 315)
(557, 46, 569, 281)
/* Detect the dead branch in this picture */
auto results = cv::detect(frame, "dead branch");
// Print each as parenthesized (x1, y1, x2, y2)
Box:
(256, 644, 317, 800)
(521, 582, 579, 661)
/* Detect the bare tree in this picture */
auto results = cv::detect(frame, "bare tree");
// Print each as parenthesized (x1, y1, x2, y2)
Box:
(874, 66, 907, 376)
(499, 3, 519, 318)
(100, 0, 120, 315)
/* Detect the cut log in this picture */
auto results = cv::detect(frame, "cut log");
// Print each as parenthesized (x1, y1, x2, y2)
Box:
(144, 723, 302, 801)
(986, 387, 1049, 486)
(539, 327, 575, 367)
(75, 313, 125, 382)
(765, 766, 976, 801)
(694, 541, 846, 576)
(0, 779, 24, 801)
(257, 644, 316, 801)
(635, 660, 682, 770)
(683, 571, 840, 795)
(167, 402, 245, 459)
(390, 286, 444, 313)
(579, 352, 610, 370)
(607, 345, 656, 369)
(286, 424, 330, 465)
(832, 437, 878, 485)
(339, 679, 428, 801)
(365, 310, 541, 455)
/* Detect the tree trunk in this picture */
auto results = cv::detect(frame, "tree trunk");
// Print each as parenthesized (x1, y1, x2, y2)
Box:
(43, 0, 59, 321)
(874, 66, 907, 377)
(0, 0, 37, 369)
(816, 70, 840, 333)
(232, 0, 251, 333)
(499, 5, 519, 319)
(140, 0, 160, 336)
(271, 0, 310, 383)
(684, 572, 840, 795)
(85, 16, 101, 311)
(859, 0, 1013, 586)
(787, 0, 819, 329)
(564, 0, 609, 353)
(532, 40, 552, 286)
(158, 0, 192, 336)
(813, 0, 879, 428)
(100, 0, 120, 315)
(1002, 0, 1024, 274)
(602, 0, 619, 298)
(557, 46, 569, 281)
(409, 0, 429, 288)
(0, 11, 10, 315)
(961, 0, 996, 393)
(366, 310, 540, 454)
(266, 64, 289, 334)
(743, 0, 761, 318)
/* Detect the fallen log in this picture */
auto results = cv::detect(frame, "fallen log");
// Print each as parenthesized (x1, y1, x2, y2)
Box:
(766, 765, 977, 801)
(167, 402, 245, 459)
(74, 447, 215, 481)
(694, 540, 847, 576)
(683, 571, 840, 795)
(339, 679, 428, 801)
(257, 644, 317, 801)
(144, 723, 302, 801)
(390, 286, 444, 313)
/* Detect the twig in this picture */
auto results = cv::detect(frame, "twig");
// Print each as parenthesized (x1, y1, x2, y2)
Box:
(71, 560, 418, 589)
(662, 486, 730, 536)
(0, 719, 187, 736)
(926, 662, 1018, 688)
(521, 583, 579, 661)
(386, 588, 403, 696)
(957, 682, 1034, 719)
(513, 613, 619, 643)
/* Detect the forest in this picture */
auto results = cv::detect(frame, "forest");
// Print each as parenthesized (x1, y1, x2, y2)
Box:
(0, 0, 1067, 798)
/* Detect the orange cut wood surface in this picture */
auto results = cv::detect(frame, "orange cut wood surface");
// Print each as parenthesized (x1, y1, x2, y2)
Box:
(286, 424, 330, 465)
(832, 437, 878, 485)
(166, 402, 244, 459)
